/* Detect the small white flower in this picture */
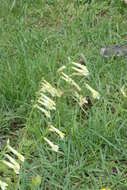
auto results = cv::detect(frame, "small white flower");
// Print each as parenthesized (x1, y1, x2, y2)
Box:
(34, 104, 51, 118)
(2, 159, 20, 174)
(0, 180, 8, 190)
(120, 85, 127, 98)
(71, 62, 89, 77)
(61, 72, 81, 91)
(40, 80, 62, 97)
(44, 137, 59, 152)
(37, 99, 56, 111)
(39, 93, 56, 107)
(5, 154, 20, 170)
(124, 0, 127, 5)
(85, 83, 100, 100)
(57, 65, 66, 73)
(39, 93, 54, 103)
(48, 125, 65, 140)
(7, 139, 25, 162)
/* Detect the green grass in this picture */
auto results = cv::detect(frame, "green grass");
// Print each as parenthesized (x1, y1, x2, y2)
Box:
(1, 0, 127, 189)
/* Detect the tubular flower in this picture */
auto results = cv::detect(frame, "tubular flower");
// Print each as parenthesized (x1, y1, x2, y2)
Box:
(44, 137, 59, 152)
(34, 104, 51, 118)
(38, 93, 56, 111)
(124, 0, 127, 5)
(57, 65, 66, 74)
(5, 154, 20, 170)
(40, 80, 62, 97)
(2, 159, 20, 174)
(85, 83, 100, 100)
(120, 85, 127, 97)
(37, 99, 55, 111)
(71, 61, 89, 77)
(48, 124, 65, 140)
(0, 180, 8, 190)
(61, 72, 81, 91)
(7, 139, 25, 162)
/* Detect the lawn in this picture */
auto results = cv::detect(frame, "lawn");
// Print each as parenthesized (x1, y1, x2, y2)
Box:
(0, 0, 127, 189)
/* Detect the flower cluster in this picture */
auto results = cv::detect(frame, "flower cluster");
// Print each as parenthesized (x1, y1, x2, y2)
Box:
(0, 180, 8, 190)
(57, 58, 100, 108)
(35, 80, 65, 152)
(121, 85, 127, 98)
(0, 139, 25, 190)
(35, 80, 62, 119)
(34, 58, 100, 153)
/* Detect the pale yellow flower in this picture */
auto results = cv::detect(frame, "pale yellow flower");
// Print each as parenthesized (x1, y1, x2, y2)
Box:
(61, 72, 81, 91)
(85, 83, 100, 100)
(39, 93, 55, 104)
(40, 80, 62, 97)
(48, 124, 65, 140)
(71, 61, 89, 77)
(37, 99, 56, 111)
(120, 85, 127, 98)
(100, 188, 111, 190)
(2, 159, 20, 174)
(0, 180, 8, 190)
(5, 154, 20, 170)
(44, 137, 59, 152)
(124, 0, 127, 5)
(34, 104, 51, 118)
(57, 65, 66, 73)
(37, 92, 56, 111)
(39, 93, 56, 107)
(7, 139, 24, 162)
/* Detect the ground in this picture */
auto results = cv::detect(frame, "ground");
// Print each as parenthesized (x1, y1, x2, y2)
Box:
(0, 0, 127, 189)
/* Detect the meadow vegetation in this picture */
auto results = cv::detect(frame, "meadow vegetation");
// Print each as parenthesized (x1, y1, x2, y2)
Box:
(0, 0, 127, 189)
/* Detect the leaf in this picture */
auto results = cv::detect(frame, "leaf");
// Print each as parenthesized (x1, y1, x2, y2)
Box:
(31, 175, 41, 188)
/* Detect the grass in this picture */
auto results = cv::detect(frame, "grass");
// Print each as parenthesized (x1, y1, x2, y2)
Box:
(0, 0, 127, 189)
